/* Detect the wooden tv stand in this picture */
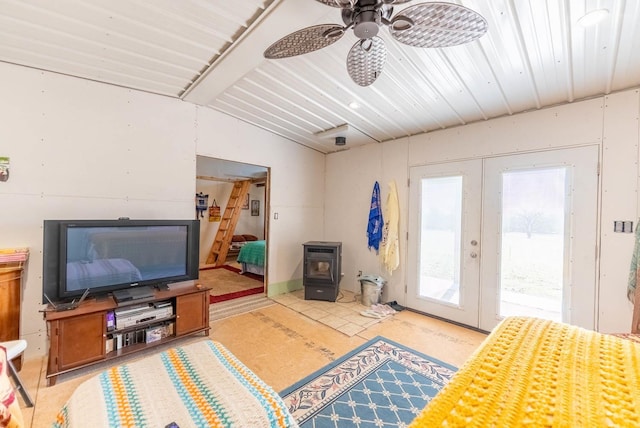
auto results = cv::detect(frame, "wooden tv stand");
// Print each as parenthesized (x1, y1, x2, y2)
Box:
(44, 281, 210, 386)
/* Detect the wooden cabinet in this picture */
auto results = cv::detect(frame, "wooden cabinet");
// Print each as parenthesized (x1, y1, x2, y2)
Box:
(45, 282, 209, 385)
(54, 312, 105, 370)
(0, 266, 24, 370)
(0, 267, 22, 341)
(175, 292, 208, 336)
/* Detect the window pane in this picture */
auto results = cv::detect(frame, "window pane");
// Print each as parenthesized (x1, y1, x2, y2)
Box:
(499, 168, 566, 321)
(419, 176, 462, 305)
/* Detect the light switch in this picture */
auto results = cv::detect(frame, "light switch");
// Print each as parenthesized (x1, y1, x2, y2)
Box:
(614, 221, 633, 233)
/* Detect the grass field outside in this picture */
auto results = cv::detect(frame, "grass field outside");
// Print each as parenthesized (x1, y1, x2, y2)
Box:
(420, 230, 563, 306)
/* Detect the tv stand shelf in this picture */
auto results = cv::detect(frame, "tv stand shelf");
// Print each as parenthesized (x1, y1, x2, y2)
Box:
(109, 314, 177, 336)
(44, 281, 210, 386)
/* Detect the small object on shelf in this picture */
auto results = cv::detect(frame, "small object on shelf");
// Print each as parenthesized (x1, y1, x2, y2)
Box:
(106, 311, 115, 331)
(146, 327, 161, 343)
(105, 338, 114, 353)
(146, 324, 170, 343)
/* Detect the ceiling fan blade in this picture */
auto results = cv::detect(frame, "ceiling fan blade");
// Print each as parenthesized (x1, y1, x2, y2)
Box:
(347, 37, 387, 87)
(264, 24, 346, 59)
(314, 0, 355, 7)
(389, 2, 488, 48)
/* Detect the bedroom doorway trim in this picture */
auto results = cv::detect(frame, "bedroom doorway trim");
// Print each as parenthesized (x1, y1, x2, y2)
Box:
(196, 156, 269, 302)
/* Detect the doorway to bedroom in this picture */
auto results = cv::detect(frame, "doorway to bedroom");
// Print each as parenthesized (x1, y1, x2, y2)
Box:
(196, 156, 269, 304)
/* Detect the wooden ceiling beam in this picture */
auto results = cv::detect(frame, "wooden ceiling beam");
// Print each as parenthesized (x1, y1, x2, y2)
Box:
(197, 175, 267, 184)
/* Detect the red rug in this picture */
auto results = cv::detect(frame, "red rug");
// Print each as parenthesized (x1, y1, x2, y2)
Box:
(209, 287, 263, 304)
(219, 264, 264, 282)
(203, 265, 264, 304)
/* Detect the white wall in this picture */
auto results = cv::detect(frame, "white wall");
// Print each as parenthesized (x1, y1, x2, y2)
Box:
(196, 109, 326, 286)
(325, 88, 640, 333)
(5, 59, 635, 358)
(238, 183, 266, 239)
(0, 62, 325, 358)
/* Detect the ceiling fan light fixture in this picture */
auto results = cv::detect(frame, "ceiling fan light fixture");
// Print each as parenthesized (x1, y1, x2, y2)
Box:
(353, 8, 381, 39)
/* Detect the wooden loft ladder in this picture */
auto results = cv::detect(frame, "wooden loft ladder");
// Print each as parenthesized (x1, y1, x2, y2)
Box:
(206, 180, 251, 267)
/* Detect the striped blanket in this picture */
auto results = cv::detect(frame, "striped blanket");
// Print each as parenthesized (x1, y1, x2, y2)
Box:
(53, 340, 297, 428)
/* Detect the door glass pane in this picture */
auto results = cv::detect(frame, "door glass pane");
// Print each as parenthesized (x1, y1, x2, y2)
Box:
(499, 167, 566, 321)
(419, 176, 463, 305)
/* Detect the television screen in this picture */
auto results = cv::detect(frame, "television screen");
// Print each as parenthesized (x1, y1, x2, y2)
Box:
(43, 219, 200, 302)
(62, 225, 188, 292)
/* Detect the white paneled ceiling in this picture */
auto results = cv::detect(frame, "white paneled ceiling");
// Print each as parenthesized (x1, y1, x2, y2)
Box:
(0, 0, 275, 96)
(2, 0, 639, 153)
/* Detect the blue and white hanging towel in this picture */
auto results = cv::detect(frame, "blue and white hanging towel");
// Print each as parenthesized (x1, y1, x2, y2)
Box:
(367, 181, 384, 254)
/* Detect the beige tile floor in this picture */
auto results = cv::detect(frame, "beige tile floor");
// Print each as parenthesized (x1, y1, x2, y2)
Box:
(18, 294, 488, 427)
(271, 289, 391, 336)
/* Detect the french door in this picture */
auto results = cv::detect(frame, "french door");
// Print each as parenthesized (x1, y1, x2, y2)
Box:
(407, 146, 599, 331)
(407, 160, 482, 327)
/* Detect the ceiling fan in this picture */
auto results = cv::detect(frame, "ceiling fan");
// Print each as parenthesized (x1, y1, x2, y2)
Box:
(264, 0, 488, 86)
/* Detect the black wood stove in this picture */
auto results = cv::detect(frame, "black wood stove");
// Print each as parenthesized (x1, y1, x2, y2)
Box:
(303, 241, 342, 301)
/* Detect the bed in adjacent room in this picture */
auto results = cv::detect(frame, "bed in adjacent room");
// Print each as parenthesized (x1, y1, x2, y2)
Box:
(237, 240, 265, 276)
(53, 339, 296, 428)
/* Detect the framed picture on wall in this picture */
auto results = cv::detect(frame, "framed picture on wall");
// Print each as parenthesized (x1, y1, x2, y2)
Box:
(251, 200, 260, 216)
(242, 193, 249, 209)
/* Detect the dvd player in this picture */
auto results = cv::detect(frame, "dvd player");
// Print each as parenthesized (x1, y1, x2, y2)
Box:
(113, 286, 154, 304)
(115, 304, 173, 329)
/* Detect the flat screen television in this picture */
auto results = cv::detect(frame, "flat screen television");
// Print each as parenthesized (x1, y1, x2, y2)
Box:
(43, 219, 200, 303)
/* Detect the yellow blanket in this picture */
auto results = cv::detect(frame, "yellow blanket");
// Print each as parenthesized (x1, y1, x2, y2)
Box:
(410, 317, 640, 427)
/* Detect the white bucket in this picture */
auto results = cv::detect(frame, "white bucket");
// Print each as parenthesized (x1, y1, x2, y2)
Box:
(361, 281, 383, 306)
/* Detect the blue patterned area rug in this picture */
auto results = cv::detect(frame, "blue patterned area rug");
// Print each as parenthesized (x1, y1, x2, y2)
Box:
(280, 336, 457, 427)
